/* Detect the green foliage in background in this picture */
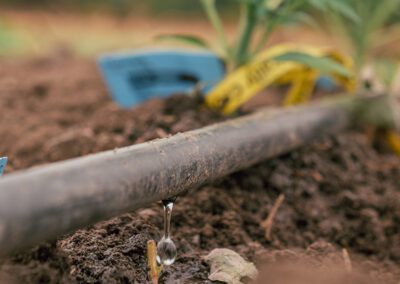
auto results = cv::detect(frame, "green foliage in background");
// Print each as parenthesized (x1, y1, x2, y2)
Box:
(158, 0, 357, 72)
(0, 0, 236, 16)
(0, 17, 24, 54)
(324, 0, 400, 73)
(316, 0, 400, 155)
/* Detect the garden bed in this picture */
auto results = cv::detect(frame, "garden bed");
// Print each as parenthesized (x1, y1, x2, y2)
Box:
(0, 54, 399, 283)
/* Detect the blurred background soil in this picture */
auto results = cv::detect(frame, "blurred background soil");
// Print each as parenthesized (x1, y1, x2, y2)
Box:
(0, 8, 339, 57)
(0, 3, 399, 284)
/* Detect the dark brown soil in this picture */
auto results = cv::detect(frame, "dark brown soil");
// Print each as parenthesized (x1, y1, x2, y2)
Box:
(0, 54, 399, 284)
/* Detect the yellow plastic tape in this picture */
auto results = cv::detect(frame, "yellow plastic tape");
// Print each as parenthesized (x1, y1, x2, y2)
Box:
(386, 130, 400, 155)
(283, 69, 318, 106)
(205, 44, 354, 114)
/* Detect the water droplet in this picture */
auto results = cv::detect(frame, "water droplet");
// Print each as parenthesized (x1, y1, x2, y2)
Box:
(156, 236, 177, 265)
(157, 198, 177, 265)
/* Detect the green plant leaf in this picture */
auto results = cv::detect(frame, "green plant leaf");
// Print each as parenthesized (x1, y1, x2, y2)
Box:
(374, 58, 400, 88)
(327, 0, 360, 23)
(272, 51, 351, 77)
(308, 0, 328, 11)
(369, 0, 400, 31)
(200, 0, 230, 61)
(291, 11, 319, 27)
(308, 0, 359, 22)
(264, 0, 284, 11)
(155, 34, 210, 49)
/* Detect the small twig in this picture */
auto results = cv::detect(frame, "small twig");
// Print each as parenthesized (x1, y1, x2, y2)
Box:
(147, 240, 162, 284)
(261, 194, 285, 240)
(342, 248, 353, 273)
(188, 82, 206, 104)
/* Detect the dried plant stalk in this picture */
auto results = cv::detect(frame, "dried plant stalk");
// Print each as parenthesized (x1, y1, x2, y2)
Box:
(261, 194, 285, 240)
(147, 240, 161, 284)
(342, 248, 353, 273)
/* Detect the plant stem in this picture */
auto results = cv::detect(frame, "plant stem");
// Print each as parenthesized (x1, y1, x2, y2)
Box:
(200, 0, 230, 60)
(254, 22, 275, 53)
(353, 22, 370, 74)
(255, 0, 300, 54)
(234, 2, 258, 68)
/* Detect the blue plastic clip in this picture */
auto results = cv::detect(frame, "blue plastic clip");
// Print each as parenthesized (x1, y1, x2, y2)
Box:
(316, 76, 337, 92)
(0, 157, 7, 176)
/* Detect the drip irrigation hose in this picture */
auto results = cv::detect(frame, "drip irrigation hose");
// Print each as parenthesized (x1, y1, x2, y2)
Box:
(0, 93, 397, 256)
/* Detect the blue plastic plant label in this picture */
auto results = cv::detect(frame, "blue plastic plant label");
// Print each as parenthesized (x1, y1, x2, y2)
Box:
(98, 49, 226, 108)
(316, 76, 336, 92)
(0, 157, 7, 176)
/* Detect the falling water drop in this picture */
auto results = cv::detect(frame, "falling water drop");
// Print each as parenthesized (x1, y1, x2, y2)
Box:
(156, 198, 177, 266)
